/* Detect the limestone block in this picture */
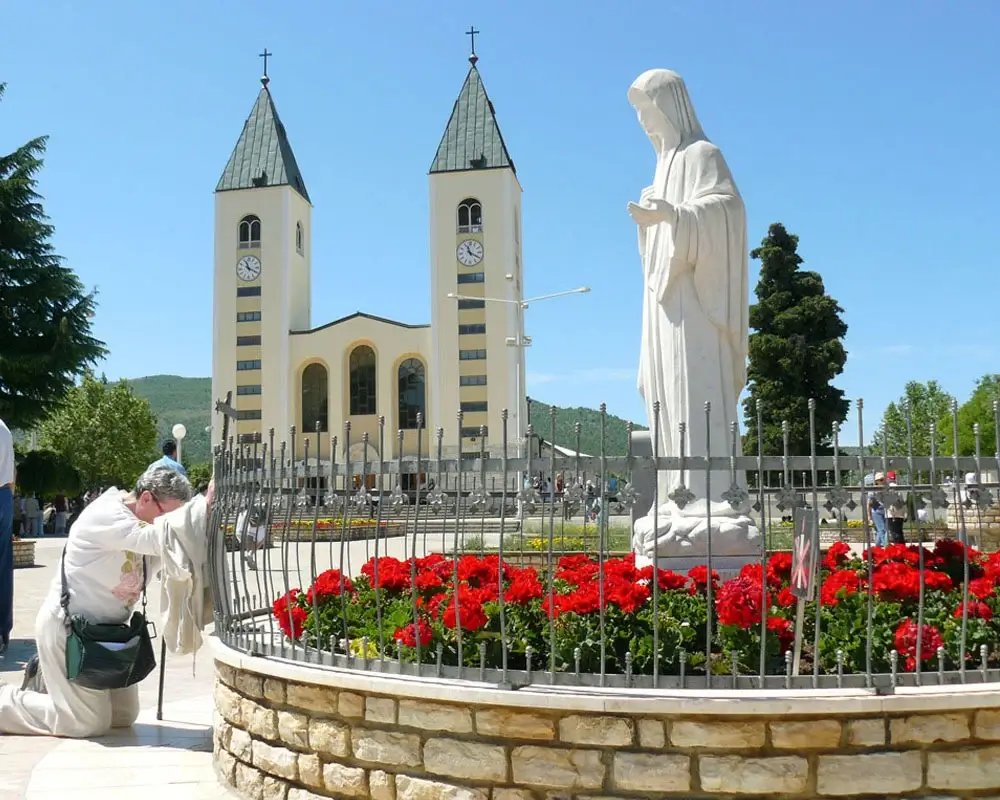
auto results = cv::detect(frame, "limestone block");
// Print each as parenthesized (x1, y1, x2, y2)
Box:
(352, 728, 422, 768)
(493, 791, 534, 800)
(670, 720, 766, 749)
(309, 717, 351, 757)
(398, 699, 473, 733)
(252, 740, 299, 781)
(236, 671, 265, 699)
(847, 718, 886, 747)
(298, 753, 322, 789)
(229, 727, 254, 762)
(286, 682, 338, 715)
(216, 719, 233, 750)
(323, 762, 368, 797)
(511, 746, 605, 790)
(395, 775, 489, 800)
(370, 769, 396, 800)
(974, 709, 1000, 740)
(637, 718, 666, 749)
(339, 691, 365, 719)
(263, 775, 289, 800)
(215, 681, 244, 727)
(891, 713, 971, 744)
(366, 695, 397, 724)
(817, 751, 923, 796)
(927, 745, 1000, 791)
(288, 789, 330, 800)
(277, 710, 310, 749)
(770, 719, 842, 749)
(424, 737, 508, 782)
(236, 761, 266, 800)
(264, 678, 287, 705)
(612, 752, 690, 793)
(476, 709, 555, 740)
(559, 715, 634, 746)
(700, 755, 809, 795)
(216, 662, 236, 687)
(215, 748, 237, 784)
(247, 705, 279, 740)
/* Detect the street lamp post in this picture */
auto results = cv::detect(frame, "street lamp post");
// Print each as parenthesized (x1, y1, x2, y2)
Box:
(446, 284, 590, 457)
(172, 423, 187, 465)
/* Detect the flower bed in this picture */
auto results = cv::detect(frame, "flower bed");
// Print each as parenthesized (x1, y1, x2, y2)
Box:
(272, 539, 1000, 677)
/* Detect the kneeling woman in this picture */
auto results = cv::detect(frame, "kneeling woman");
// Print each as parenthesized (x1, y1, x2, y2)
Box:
(0, 465, 212, 738)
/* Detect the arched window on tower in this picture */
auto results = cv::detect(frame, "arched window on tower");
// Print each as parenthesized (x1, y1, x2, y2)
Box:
(296, 222, 304, 255)
(349, 345, 377, 415)
(397, 359, 426, 430)
(238, 215, 261, 249)
(457, 198, 483, 233)
(301, 363, 328, 433)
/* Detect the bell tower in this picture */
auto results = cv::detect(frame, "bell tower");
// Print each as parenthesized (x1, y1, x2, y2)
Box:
(427, 36, 525, 455)
(211, 54, 312, 447)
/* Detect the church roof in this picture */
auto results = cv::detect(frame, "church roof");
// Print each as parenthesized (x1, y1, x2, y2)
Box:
(290, 311, 429, 335)
(216, 83, 310, 202)
(429, 65, 515, 175)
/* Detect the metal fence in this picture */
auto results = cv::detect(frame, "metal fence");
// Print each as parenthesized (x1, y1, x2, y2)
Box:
(207, 398, 1000, 692)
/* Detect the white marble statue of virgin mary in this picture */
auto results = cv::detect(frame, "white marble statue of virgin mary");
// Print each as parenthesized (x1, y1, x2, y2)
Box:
(627, 69, 760, 562)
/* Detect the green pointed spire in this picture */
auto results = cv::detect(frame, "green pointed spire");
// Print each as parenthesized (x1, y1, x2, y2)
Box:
(430, 65, 515, 175)
(216, 84, 310, 201)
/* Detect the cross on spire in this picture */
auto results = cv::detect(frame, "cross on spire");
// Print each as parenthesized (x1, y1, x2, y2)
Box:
(259, 48, 272, 87)
(466, 26, 480, 65)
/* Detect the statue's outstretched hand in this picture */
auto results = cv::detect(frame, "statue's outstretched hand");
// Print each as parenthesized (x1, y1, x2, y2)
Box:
(627, 199, 675, 227)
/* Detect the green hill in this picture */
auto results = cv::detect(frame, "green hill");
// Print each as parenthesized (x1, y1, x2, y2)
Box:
(128, 375, 643, 465)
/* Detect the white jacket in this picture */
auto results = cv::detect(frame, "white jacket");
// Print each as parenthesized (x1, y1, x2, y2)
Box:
(157, 495, 214, 656)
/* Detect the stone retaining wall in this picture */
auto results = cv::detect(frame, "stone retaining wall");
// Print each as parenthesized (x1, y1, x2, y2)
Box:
(12, 540, 35, 568)
(211, 644, 1000, 800)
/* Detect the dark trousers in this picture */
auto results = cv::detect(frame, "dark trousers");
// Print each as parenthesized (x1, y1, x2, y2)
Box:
(887, 516, 906, 545)
(0, 486, 12, 643)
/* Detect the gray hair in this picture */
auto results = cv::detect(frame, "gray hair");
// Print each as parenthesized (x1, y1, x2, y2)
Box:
(134, 465, 192, 504)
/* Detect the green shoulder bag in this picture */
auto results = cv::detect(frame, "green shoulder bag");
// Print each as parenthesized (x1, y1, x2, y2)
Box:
(61, 548, 157, 690)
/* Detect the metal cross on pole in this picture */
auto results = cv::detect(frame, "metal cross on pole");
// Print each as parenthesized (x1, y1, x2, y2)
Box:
(156, 392, 235, 721)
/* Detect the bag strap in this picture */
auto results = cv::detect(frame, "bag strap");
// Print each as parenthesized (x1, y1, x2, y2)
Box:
(60, 546, 149, 620)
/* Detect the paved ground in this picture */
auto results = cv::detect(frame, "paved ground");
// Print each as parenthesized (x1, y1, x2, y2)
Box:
(0, 537, 234, 800)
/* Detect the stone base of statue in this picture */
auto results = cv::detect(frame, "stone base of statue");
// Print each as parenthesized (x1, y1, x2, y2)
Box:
(632, 500, 762, 578)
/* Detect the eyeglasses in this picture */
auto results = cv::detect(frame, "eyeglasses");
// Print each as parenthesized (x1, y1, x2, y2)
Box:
(150, 494, 166, 514)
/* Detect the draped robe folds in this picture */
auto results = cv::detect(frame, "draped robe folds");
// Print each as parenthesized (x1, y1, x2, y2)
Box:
(630, 70, 759, 558)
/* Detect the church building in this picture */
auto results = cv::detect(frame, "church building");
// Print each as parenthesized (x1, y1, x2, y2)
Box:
(211, 48, 527, 469)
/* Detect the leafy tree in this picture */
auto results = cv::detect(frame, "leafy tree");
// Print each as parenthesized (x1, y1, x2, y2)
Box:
(0, 82, 106, 430)
(742, 223, 849, 457)
(15, 449, 80, 496)
(872, 380, 955, 456)
(39, 373, 157, 489)
(187, 461, 213, 489)
(943, 374, 1000, 457)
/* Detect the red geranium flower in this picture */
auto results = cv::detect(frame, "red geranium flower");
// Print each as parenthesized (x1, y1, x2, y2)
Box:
(767, 616, 794, 652)
(394, 620, 433, 648)
(954, 601, 993, 621)
(715, 575, 767, 629)
(273, 589, 307, 640)
(505, 568, 544, 604)
(604, 575, 650, 613)
(441, 588, 489, 632)
(687, 566, 720, 595)
(968, 576, 997, 600)
(556, 554, 599, 586)
(894, 619, 943, 671)
(776, 586, 797, 607)
(823, 541, 852, 571)
(820, 569, 861, 606)
(767, 552, 793, 586)
(361, 557, 410, 592)
(305, 569, 354, 605)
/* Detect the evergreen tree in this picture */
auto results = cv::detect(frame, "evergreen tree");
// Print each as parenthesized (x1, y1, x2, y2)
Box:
(742, 223, 848, 456)
(872, 380, 955, 457)
(0, 82, 106, 430)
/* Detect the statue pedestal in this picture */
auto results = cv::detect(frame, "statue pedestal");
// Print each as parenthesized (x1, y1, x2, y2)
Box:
(634, 553, 758, 582)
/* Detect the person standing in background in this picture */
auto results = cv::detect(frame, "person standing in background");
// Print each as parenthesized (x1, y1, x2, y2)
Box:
(53, 493, 68, 536)
(150, 440, 186, 477)
(23, 493, 40, 537)
(0, 417, 15, 655)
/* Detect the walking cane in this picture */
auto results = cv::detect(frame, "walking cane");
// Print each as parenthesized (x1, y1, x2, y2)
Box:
(156, 393, 233, 721)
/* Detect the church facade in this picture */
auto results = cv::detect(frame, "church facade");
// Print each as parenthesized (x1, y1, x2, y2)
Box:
(211, 57, 527, 466)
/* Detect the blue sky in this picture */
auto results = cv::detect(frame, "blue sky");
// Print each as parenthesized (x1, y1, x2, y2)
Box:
(3, 1, 998, 445)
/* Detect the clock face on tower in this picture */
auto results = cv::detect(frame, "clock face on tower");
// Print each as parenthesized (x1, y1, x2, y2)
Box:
(236, 255, 262, 282)
(456, 239, 484, 267)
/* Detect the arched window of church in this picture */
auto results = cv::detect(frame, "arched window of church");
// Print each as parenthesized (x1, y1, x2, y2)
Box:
(238, 215, 261, 249)
(457, 199, 483, 233)
(296, 222, 304, 255)
(397, 358, 426, 430)
(301, 363, 328, 433)
(349, 345, 377, 415)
